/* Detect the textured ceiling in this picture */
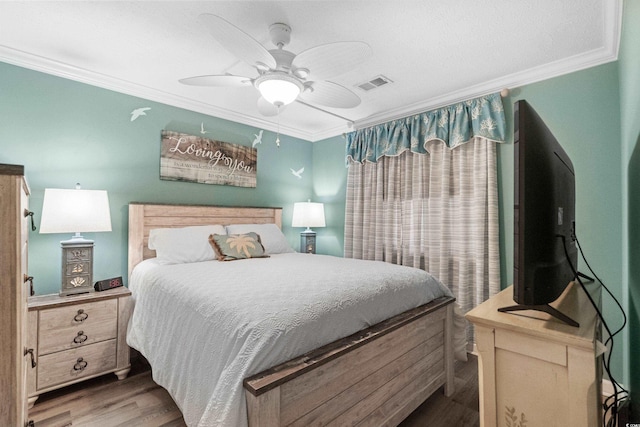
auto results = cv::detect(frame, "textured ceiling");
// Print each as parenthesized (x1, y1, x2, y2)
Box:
(0, 1, 621, 141)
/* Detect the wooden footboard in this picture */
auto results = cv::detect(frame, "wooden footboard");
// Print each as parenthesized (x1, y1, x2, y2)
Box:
(244, 296, 455, 427)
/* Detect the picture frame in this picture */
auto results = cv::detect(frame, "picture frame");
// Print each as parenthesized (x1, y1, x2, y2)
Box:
(160, 130, 257, 188)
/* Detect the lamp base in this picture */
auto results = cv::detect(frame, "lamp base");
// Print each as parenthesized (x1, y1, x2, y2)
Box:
(300, 231, 316, 254)
(59, 239, 94, 296)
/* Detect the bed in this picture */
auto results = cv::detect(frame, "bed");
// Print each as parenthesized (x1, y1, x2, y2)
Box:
(127, 202, 459, 427)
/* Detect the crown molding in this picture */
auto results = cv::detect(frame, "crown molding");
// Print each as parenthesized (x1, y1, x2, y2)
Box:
(0, 45, 316, 141)
(0, 0, 621, 142)
(354, 49, 617, 129)
(353, 47, 619, 131)
(353, 0, 621, 131)
(0, 38, 618, 141)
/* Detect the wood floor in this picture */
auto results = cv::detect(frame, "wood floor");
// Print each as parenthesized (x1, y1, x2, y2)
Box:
(29, 354, 479, 427)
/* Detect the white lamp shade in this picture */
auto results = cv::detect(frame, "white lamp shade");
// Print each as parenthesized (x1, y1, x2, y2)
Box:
(258, 75, 302, 106)
(292, 201, 326, 228)
(40, 188, 112, 234)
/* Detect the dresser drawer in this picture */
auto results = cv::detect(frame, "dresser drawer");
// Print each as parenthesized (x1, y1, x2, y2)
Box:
(38, 299, 117, 354)
(37, 339, 117, 390)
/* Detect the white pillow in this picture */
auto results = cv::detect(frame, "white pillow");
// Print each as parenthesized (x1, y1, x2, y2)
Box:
(148, 225, 226, 264)
(225, 223, 294, 254)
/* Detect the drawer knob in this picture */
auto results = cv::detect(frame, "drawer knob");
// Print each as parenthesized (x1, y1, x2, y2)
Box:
(73, 309, 88, 322)
(73, 331, 88, 344)
(73, 357, 88, 371)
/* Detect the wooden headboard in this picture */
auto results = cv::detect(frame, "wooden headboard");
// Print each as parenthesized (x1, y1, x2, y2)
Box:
(127, 203, 283, 278)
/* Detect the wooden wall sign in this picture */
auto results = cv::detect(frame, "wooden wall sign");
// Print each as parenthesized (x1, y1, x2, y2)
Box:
(160, 130, 257, 188)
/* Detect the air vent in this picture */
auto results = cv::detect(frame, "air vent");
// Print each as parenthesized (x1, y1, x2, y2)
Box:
(357, 75, 393, 91)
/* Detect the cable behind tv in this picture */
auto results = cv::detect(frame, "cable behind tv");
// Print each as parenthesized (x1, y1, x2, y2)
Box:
(560, 233, 628, 427)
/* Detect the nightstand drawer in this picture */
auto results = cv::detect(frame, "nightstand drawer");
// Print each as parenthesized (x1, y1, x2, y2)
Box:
(38, 299, 117, 354)
(37, 339, 117, 390)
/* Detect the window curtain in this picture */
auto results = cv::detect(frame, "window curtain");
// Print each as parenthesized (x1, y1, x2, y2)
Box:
(344, 93, 506, 345)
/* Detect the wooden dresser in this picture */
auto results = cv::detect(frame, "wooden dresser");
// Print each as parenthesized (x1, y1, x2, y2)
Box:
(27, 287, 132, 406)
(466, 281, 602, 427)
(0, 164, 33, 427)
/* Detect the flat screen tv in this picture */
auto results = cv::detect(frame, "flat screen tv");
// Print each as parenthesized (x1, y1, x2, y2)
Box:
(498, 100, 580, 326)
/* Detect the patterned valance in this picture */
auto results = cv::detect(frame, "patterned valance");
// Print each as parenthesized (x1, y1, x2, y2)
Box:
(346, 92, 507, 164)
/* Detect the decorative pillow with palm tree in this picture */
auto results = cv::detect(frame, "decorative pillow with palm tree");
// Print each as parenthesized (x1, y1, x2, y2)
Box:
(208, 232, 269, 261)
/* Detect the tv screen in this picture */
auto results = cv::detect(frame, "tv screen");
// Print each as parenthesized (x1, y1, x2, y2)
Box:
(500, 100, 579, 326)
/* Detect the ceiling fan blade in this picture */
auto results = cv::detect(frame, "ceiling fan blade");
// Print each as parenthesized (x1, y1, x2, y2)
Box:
(198, 14, 276, 70)
(256, 97, 282, 116)
(179, 74, 252, 87)
(299, 81, 361, 109)
(292, 41, 372, 80)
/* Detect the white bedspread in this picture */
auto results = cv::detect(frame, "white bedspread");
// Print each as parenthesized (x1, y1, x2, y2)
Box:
(127, 253, 454, 427)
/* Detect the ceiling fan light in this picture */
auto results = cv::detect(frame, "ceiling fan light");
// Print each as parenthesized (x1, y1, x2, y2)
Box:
(257, 74, 303, 106)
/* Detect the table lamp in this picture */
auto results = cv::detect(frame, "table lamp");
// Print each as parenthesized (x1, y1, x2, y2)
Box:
(39, 184, 112, 296)
(292, 200, 325, 254)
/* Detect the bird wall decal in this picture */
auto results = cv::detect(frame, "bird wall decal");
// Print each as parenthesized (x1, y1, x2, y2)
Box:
(291, 167, 304, 179)
(252, 130, 264, 148)
(130, 107, 151, 121)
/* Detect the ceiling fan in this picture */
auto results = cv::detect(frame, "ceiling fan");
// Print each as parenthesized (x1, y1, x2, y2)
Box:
(179, 14, 372, 116)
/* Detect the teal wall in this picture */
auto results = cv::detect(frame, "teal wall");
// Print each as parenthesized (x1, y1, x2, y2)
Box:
(0, 61, 317, 296)
(499, 62, 625, 382)
(620, 0, 640, 417)
(312, 136, 348, 257)
(498, 62, 623, 297)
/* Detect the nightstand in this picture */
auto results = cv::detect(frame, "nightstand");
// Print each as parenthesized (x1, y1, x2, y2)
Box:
(26, 287, 132, 407)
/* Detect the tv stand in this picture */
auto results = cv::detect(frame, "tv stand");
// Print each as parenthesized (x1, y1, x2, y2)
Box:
(498, 303, 579, 327)
(466, 282, 602, 427)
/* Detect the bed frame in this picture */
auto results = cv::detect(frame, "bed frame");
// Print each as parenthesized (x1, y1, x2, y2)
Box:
(128, 202, 455, 426)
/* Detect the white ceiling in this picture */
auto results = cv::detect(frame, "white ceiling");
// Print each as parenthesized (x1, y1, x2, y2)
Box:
(0, 1, 622, 141)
